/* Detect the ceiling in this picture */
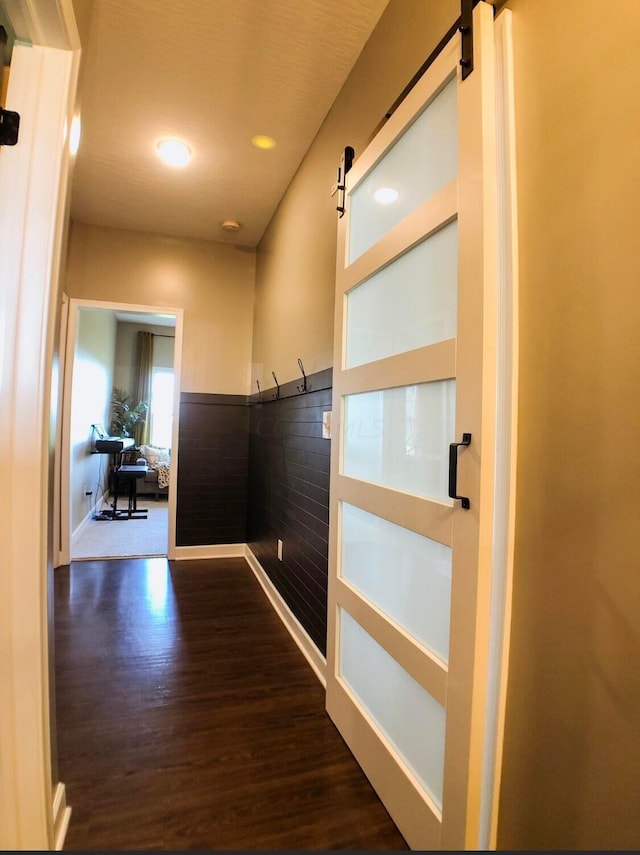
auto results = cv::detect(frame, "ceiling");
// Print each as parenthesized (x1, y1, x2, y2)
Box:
(69, 0, 390, 249)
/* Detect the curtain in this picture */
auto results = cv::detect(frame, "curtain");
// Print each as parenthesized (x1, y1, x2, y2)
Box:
(134, 331, 153, 446)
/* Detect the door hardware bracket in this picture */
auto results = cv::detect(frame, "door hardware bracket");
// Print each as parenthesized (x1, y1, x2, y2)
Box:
(0, 107, 20, 146)
(459, 0, 476, 81)
(331, 145, 354, 218)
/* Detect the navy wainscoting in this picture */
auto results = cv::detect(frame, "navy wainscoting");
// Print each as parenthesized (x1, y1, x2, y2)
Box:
(176, 393, 250, 546)
(175, 372, 331, 655)
(248, 369, 332, 655)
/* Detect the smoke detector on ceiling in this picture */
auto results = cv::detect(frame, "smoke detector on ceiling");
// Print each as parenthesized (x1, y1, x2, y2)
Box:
(221, 219, 241, 232)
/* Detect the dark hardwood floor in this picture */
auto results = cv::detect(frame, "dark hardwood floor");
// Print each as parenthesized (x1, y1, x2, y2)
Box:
(54, 557, 408, 850)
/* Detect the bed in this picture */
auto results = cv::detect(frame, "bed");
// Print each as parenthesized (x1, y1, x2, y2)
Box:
(122, 444, 171, 499)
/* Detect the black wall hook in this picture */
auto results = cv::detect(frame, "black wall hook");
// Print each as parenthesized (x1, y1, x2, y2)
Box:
(297, 358, 308, 394)
(272, 371, 280, 400)
(256, 380, 262, 402)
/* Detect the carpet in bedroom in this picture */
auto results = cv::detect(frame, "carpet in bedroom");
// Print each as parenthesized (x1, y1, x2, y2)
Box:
(71, 498, 168, 560)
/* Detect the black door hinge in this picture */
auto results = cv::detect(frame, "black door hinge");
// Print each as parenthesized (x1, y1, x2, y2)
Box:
(0, 107, 20, 146)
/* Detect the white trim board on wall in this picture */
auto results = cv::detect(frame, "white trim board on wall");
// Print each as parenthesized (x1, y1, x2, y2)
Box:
(478, 8, 519, 849)
(0, 34, 79, 853)
(52, 782, 71, 851)
(169, 545, 328, 685)
(245, 547, 327, 687)
(173, 544, 246, 560)
(159, 545, 328, 685)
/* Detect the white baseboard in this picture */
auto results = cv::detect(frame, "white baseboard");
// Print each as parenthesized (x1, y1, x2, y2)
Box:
(244, 546, 327, 687)
(52, 782, 71, 851)
(70, 496, 98, 541)
(173, 543, 246, 561)
(70, 489, 109, 543)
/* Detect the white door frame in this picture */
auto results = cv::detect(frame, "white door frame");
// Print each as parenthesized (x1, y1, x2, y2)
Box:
(0, 1, 80, 849)
(59, 298, 184, 565)
(479, 9, 519, 848)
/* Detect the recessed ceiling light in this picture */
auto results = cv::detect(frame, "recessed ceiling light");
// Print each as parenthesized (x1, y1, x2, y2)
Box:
(156, 138, 192, 167)
(374, 187, 399, 204)
(251, 134, 276, 150)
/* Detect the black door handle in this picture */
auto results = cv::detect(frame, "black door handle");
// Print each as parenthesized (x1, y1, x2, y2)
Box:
(449, 433, 471, 509)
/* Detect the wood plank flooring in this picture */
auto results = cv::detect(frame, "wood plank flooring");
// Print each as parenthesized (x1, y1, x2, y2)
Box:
(54, 557, 408, 850)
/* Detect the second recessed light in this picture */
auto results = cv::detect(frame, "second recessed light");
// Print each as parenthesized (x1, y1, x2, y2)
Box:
(251, 134, 276, 150)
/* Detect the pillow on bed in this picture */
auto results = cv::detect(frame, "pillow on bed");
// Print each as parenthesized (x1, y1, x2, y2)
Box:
(138, 444, 170, 468)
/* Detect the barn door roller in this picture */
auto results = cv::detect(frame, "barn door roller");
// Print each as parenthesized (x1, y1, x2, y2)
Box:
(331, 145, 354, 219)
(459, 0, 476, 80)
(0, 26, 20, 146)
(0, 107, 20, 146)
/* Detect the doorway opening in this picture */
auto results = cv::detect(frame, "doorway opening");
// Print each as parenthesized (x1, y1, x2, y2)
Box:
(59, 299, 184, 565)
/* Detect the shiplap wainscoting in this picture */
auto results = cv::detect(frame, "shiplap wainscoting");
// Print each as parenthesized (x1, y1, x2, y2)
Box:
(176, 394, 250, 547)
(174, 373, 331, 657)
(248, 371, 332, 656)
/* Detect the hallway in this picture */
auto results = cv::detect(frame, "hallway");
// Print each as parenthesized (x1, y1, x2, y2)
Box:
(54, 557, 407, 850)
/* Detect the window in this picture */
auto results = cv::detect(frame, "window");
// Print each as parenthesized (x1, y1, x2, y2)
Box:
(149, 368, 174, 448)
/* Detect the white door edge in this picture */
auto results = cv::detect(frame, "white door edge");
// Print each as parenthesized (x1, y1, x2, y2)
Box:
(0, 33, 79, 850)
(478, 9, 519, 850)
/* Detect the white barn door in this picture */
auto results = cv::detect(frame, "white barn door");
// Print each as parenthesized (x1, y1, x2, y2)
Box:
(326, 3, 502, 849)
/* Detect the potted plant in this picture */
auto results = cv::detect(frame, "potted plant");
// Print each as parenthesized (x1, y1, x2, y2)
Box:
(109, 387, 148, 437)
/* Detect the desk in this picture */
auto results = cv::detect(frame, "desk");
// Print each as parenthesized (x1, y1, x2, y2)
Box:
(96, 465, 149, 521)
(116, 465, 149, 519)
(91, 436, 137, 508)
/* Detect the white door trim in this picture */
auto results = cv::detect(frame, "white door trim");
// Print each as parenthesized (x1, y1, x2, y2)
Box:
(1, 0, 80, 50)
(53, 293, 70, 568)
(60, 298, 184, 565)
(0, 33, 79, 852)
(479, 9, 519, 848)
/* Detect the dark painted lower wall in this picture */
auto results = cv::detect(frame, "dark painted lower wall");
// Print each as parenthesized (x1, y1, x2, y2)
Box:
(176, 394, 249, 546)
(248, 371, 332, 656)
(174, 374, 331, 656)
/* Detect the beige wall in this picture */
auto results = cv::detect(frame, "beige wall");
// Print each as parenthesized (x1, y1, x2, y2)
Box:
(60, 1, 640, 847)
(1, 65, 9, 105)
(66, 222, 256, 394)
(252, 0, 640, 848)
(251, 0, 458, 388)
(497, 1, 640, 849)
(70, 307, 116, 533)
(113, 321, 175, 396)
